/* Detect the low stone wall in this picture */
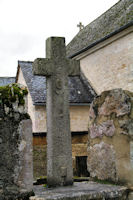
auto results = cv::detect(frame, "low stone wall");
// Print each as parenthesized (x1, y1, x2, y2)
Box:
(0, 84, 33, 199)
(87, 89, 133, 186)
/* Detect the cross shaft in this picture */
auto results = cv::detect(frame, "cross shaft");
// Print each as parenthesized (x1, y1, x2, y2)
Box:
(33, 37, 80, 187)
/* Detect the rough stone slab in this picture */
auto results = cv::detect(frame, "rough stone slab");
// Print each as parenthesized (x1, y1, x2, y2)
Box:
(88, 89, 133, 185)
(30, 182, 128, 200)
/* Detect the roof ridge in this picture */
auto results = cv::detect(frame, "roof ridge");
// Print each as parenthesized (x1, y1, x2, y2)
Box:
(0, 77, 15, 78)
(18, 60, 33, 64)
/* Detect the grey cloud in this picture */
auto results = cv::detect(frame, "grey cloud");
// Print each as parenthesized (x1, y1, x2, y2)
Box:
(0, 33, 40, 56)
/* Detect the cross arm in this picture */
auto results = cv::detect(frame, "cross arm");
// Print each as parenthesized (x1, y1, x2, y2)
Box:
(68, 59, 80, 76)
(32, 58, 53, 76)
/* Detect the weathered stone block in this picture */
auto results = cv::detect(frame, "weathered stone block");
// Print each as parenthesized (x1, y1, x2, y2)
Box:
(88, 89, 133, 186)
(0, 84, 33, 199)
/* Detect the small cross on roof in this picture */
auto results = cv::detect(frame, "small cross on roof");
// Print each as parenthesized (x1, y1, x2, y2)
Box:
(77, 22, 84, 31)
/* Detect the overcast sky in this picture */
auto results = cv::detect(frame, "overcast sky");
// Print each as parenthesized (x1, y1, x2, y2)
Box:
(0, 0, 118, 77)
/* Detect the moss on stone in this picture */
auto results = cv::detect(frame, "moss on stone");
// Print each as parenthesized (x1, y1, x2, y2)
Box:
(0, 83, 28, 107)
(93, 177, 119, 186)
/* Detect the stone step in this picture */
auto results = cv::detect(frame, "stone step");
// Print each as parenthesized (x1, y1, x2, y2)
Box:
(30, 181, 129, 200)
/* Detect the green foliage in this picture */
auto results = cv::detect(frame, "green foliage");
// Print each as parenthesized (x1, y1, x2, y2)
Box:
(43, 184, 47, 188)
(0, 83, 28, 106)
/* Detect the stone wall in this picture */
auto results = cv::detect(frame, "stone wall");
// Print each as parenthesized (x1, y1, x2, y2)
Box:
(0, 84, 33, 199)
(80, 31, 133, 94)
(87, 89, 133, 186)
(33, 134, 88, 179)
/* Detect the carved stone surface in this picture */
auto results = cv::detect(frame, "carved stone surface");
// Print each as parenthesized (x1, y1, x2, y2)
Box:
(33, 37, 80, 187)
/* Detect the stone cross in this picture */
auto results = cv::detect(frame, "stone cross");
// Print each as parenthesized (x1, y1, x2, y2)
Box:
(33, 37, 80, 187)
(77, 22, 84, 31)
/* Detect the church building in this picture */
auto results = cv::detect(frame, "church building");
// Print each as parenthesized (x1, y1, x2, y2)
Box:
(67, 0, 133, 94)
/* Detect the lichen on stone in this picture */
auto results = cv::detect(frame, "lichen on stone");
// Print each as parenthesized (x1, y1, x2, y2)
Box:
(0, 83, 28, 107)
(87, 142, 117, 182)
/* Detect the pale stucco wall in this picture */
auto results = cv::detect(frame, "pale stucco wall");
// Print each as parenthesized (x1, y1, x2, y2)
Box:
(80, 31, 133, 95)
(70, 106, 89, 132)
(32, 105, 90, 132)
(34, 106, 47, 132)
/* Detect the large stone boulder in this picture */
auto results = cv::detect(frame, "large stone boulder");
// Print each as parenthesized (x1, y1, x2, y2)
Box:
(0, 84, 33, 199)
(87, 89, 133, 186)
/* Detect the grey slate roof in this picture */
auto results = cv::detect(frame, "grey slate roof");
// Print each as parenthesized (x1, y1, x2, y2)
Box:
(0, 77, 15, 86)
(67, 0, 133, 58)
(18, 61, 96, 105)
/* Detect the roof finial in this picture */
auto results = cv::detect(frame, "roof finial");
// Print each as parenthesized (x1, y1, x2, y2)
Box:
(77, 22, 84, 31)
